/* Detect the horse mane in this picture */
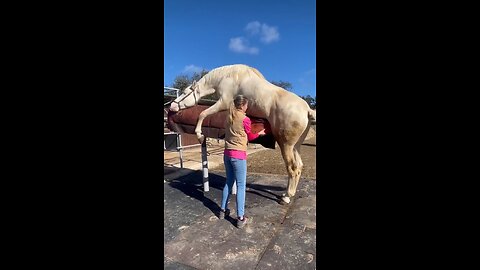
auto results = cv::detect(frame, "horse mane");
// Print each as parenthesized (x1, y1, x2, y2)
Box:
(200, 64, 266, 86)
(250, 67, 265, 79)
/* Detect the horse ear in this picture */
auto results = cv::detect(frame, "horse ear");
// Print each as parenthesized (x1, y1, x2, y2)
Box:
(191, 80, 197, 89)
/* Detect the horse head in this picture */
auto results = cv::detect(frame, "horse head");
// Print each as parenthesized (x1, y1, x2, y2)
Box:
(169, 80, 200, 112)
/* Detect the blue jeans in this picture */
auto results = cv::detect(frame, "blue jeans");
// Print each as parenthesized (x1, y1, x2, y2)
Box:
(221, 155, 247, 218)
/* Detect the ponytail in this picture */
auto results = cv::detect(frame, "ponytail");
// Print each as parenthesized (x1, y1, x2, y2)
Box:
(227, 95, 248, 125)
(227, 100, 236, 125)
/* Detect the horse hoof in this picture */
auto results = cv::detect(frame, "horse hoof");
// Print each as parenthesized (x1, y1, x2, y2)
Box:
(279, 196, 291, 205)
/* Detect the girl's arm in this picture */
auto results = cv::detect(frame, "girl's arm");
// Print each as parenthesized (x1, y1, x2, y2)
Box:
(243, 117, 260, 142)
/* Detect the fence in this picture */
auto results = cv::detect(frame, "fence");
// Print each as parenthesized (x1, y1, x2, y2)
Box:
(163, 87, 201, 168)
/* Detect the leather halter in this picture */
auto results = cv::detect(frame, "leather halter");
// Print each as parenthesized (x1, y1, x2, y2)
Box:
(171, 86, 197, 105)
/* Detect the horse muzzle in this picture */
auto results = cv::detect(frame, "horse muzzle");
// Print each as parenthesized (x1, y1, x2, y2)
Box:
(169, 103, 180, 112)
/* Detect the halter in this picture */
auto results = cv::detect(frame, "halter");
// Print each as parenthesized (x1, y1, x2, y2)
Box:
(171, 86, 197, 105)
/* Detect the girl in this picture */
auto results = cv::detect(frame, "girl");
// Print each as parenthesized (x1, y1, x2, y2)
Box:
(219, 95, 265, 228)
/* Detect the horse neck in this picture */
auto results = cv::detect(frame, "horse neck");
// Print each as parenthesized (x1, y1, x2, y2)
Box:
(198, 77, 216, 96)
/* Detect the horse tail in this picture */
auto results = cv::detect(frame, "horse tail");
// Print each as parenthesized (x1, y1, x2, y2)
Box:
(308, 109, 316, 125)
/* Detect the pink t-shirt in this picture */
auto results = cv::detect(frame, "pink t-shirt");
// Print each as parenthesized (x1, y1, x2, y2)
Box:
(224, 116, 259, 160)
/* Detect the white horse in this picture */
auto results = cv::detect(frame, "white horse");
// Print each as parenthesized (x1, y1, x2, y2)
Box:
(169, 64, 316, 204)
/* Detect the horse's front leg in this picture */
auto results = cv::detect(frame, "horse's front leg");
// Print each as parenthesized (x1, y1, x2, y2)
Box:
(194, 101, 227, 144)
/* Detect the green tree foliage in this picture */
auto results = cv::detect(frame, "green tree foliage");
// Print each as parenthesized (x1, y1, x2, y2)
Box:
(192, 70, 209, 83)
(271, 80, 315, 109)
(171, 75, 191, 92)
(171, 69, 219, 101)
(270, 80, 293, 91)
(299, 95, 316, 109)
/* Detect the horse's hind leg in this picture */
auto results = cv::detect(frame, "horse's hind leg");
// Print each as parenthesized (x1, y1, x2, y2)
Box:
(290, 147, 303, 195)
(279, 143, 303, 204)
(287, 124, 310, 194)
(276, 122, 309, 204)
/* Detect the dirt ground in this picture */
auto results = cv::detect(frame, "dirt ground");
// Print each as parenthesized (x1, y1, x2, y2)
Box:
(210, 127, 317, 179)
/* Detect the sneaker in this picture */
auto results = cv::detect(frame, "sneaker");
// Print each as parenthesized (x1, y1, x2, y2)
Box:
(237, 216, 252, 228)
(219, 209, 230, 219)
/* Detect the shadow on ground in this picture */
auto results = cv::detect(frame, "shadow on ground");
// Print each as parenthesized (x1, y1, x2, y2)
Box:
(166, 171, 286, 211)
(164, 170, 316, 270)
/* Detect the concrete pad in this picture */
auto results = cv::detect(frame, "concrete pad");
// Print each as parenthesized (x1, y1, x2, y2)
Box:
(164, 171, 316, 269)
(255, 180, 317, 270)
(164, 260, 199, 270)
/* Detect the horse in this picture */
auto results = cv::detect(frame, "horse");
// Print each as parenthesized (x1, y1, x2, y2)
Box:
(169, 64, 316, 204)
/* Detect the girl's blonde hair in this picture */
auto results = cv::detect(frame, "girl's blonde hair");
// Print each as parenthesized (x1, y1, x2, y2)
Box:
(228, 95, 248, 125)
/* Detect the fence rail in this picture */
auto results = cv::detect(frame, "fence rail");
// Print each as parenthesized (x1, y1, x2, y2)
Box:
(163, 86, 203, 168)
(164, 87, 180, 106)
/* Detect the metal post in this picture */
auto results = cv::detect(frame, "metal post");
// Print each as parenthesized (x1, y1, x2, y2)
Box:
(177, 133, 183, 169)
(201, 139, 209, 192)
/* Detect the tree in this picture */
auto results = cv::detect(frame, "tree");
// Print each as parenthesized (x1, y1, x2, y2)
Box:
(270, 80, 315, 109)
(299, 95, 316, 109)
(171, 69, 220, 101)
(172, 69, 209, 90)
(270, 80, 293, 91)
(171, 75, 191, 92)
(192, 69, 209, 83)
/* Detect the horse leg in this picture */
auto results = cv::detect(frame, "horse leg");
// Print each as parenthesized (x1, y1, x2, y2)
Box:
(278, 143, 303, 204)
(194, 100, 227, 143)
(294, 124, 310, 155)
(288, 124, 310, 194)
(290, 147, 304, 196)
(277, 123, 310, 204)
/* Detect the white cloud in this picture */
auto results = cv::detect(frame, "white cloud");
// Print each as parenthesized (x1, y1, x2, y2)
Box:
(245, 21, 261, 35)
(260, 24, 280, 43)
(228, 21, 279, 55)
(183, 64, 203, 74)
(244, 21, 280, 44)
(229, 37, 259, 54)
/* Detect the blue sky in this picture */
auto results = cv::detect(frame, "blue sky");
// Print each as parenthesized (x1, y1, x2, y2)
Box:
(164, 0, 316, 98)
